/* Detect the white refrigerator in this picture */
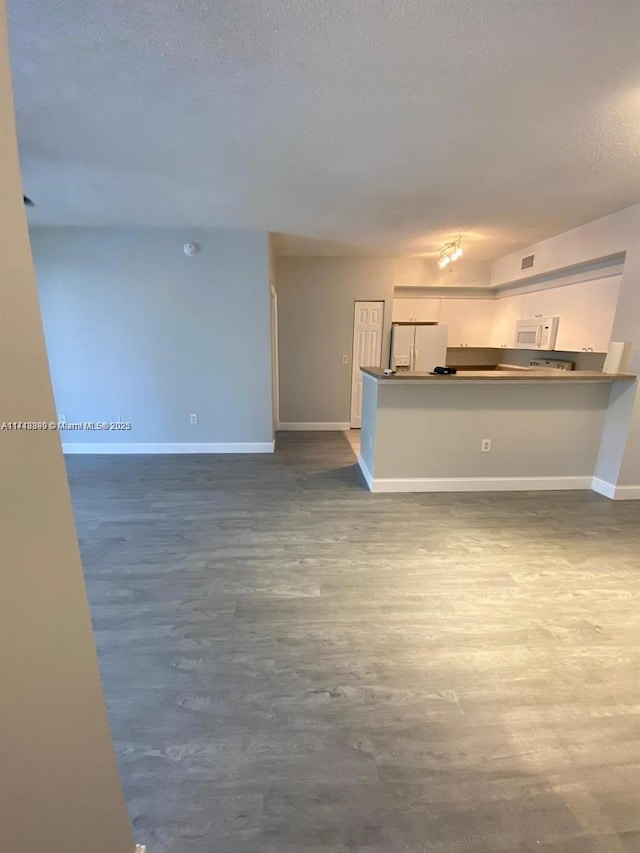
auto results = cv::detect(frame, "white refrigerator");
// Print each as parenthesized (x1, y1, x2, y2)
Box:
(390, 323, 448, 372)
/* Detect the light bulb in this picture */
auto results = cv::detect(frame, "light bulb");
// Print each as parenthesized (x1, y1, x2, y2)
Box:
(441, 256, 450, 267)
(456, 247, 463, 258)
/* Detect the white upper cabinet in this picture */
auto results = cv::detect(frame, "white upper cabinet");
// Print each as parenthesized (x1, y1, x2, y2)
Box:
(522, 288, 559, 319)
(392, 299, 417, 322)
(439, 298, 496, 347)
(550, 283, 594, 352)
(522, 277, 621, 353)
(392, 275, 620, 353)
(392, 298, 441, 323)
(490, 294, 525, 348)
(413, 298, 441, 322)
(584, 276, 621, 353)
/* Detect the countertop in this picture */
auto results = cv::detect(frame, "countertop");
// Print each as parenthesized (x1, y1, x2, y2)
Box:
(361, 367, 636, 382)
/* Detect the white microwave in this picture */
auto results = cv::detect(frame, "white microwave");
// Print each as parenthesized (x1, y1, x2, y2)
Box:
(514, 316, 559, 350)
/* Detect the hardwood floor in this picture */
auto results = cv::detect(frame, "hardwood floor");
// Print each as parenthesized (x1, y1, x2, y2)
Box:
(68, 432, 640, 853)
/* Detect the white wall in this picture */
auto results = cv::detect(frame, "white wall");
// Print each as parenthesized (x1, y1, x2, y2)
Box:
(31, 227, 274, 451)
(490, 205, 638, 287)
(394, 256, 491, 289)
(491, 205, 640, 494)
(276, 256, 395, 425)
(0, 4, 134, 850)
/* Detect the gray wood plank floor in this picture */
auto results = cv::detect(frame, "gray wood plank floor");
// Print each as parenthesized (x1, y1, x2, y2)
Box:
(68, 432, 640, 853)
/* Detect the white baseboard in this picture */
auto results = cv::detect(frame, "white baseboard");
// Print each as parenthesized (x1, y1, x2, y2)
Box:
(358, 454, 374, 490)
(278, 422, 350, 431)
(62, 441, 275, 455)
(591, 478, 640, 500)
(360, 473, 593, 494)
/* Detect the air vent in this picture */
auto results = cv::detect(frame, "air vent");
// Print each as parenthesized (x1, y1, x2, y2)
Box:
(521, 254, 534, 270)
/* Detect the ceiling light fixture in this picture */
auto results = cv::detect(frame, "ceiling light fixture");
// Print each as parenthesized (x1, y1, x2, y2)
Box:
(438, 236, 463, 269)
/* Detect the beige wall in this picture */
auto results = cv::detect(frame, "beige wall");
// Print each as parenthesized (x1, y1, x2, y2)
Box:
(0, 5, 134, 851)
(276, 256, 395, 424)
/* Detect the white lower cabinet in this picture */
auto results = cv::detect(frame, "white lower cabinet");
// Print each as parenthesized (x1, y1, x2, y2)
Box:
(439, 298, 495, 347)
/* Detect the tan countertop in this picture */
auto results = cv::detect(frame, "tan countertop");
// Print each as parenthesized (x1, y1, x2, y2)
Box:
(361, 367, 636, 382)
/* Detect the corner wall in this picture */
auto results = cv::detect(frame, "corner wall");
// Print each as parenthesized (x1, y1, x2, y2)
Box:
(276, 256, 395, 426)
(31, 226, 273, 452)
(0, 3, 134, 850)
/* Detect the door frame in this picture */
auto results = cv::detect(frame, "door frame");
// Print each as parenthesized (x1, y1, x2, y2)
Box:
(349, 300, 385, 428)
(270, 286, 280, 432)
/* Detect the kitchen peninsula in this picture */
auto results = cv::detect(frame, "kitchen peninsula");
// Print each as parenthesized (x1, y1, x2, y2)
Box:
(358, 367, 636, 495)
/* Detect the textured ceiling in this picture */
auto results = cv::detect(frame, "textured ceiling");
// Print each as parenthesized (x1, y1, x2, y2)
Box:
(8, 0, 640, 258)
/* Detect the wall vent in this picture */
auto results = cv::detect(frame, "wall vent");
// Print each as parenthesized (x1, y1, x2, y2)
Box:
(521, 254, 534, 270)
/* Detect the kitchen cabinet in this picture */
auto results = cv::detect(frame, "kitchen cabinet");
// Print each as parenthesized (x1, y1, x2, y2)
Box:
(490, 294, 525, 348)
(392, 298, 441, 323)
(551, 283, 593, 351)
(589, 277, 621, 352)
(392, 275, 620, 354)
(522, 288, 559, 320)
(523, 277, 621, 353)
(439, 298, 495, 347)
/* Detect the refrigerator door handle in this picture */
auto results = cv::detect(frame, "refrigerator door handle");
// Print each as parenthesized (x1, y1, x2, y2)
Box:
(412, 347, 417, 370)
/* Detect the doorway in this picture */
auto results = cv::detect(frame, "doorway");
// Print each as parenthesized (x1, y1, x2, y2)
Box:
(270, 286, 279, 432)
(350, 301, 384, 428)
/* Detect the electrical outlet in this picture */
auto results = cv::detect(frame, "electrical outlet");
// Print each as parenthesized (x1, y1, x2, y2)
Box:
(342, 355, 348, 364)
(481, 438, 491, 453)
(190, 413, 198, 425)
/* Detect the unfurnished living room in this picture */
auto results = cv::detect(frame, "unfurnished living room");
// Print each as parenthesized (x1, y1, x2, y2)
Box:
(2, 2, 639, 852)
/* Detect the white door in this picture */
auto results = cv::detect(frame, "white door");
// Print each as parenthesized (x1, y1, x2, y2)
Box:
(350, 301, 384, 428)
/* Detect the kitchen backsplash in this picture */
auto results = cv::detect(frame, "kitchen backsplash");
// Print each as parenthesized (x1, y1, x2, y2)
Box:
(446, 347, 606, 371)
